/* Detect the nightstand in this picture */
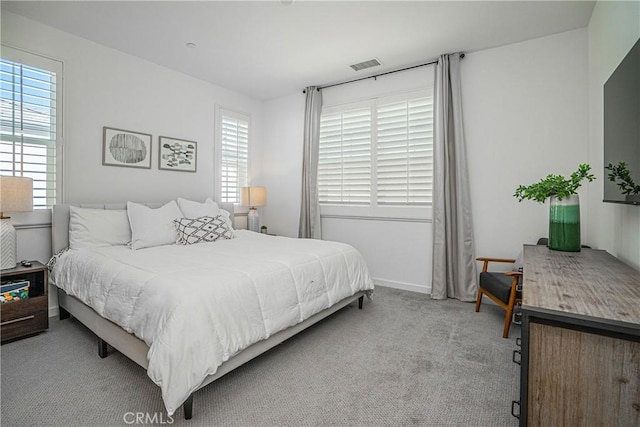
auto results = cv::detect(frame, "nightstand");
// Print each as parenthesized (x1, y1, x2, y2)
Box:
(1, 261, 48, 343)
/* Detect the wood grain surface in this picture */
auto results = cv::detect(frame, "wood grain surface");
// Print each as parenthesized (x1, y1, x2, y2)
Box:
(528, 323, 640, 426)
(522, 245, 640, 328)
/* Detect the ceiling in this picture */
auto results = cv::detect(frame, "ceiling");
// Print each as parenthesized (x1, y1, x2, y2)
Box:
(2, 1, 595, 101)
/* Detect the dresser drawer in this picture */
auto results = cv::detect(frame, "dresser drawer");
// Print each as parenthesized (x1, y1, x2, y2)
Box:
(1, 295, 48, 342)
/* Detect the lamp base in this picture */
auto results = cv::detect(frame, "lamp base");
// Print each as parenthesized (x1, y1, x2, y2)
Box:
(247, 208, 260, 232)
(0, 218, 17, 270)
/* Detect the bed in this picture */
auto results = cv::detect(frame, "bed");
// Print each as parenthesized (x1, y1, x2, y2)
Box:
(49, 200, 374, 419)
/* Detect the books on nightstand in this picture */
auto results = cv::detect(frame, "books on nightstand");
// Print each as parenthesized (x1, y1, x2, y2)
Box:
(0, 280, 30, 303)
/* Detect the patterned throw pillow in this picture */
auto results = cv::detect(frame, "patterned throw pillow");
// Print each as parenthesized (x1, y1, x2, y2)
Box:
(47, 247, 70, 271)
(174, 215, 234, 245)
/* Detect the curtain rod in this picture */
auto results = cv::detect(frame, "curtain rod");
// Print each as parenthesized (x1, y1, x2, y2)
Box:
(303, 53, 464, 93)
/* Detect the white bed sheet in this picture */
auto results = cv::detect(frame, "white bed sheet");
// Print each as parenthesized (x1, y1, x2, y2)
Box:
(50, 231, 374, 415)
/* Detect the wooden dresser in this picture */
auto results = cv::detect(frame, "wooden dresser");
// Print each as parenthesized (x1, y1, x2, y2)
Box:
(518, 245, 640, 426)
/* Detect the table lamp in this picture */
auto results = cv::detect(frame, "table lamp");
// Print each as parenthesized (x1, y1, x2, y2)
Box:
(241, 186, 267, 232)
(0, 176, 33, 270)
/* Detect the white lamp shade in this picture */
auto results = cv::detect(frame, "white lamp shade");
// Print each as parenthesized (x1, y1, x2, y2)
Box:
(0, 176, 33, 215)
(0, 176, 32, 269)
(241, 186, 267, 207)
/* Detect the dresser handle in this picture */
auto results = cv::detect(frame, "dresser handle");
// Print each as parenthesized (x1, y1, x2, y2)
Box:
(512, 349, 521, 365)
(513, 311, 522, 325)
(1, 315, 35, 326)
(516, 337, 522, 347)
(511, 400, 520, 419)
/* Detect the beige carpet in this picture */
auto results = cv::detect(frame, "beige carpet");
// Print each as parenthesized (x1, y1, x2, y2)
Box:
(1, 286, 519, 426)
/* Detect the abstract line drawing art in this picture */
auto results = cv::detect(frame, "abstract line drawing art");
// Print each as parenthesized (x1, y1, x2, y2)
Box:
(102, 127, 152, 169)
(159, 136, 197, 172)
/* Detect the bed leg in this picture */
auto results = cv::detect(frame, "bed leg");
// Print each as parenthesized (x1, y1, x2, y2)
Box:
(98, 338, 108, 358)
(183, 394, 193, 420)
(59, 306, 70, 320)
(358, 295, 364, 309)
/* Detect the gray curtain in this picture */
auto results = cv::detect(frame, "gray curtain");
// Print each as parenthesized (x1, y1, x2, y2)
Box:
(431, 53, 477, 301)
(298, 86, 323, 239)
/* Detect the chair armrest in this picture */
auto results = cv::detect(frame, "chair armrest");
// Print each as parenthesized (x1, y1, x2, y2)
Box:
(504, 271, 523, 277)
(476, 257, 517, 263)
(505, 271, 523, 294)
(476, 257, 517, 272)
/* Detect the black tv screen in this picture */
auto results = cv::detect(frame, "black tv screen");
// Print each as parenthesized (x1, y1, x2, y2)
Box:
(603, 37, 640, 205)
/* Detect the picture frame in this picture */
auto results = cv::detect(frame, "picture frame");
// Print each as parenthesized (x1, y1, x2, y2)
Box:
(102, 127, 152, 169)
(158, 136, 197, 172)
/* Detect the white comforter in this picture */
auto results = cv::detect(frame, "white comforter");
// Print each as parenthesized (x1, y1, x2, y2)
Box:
(50, 231, 374, 415)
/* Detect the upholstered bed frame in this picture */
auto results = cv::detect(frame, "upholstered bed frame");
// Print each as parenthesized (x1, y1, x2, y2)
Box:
(51, 203, 365, 420)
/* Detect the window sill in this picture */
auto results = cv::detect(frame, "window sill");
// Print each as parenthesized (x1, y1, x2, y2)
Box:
(7, 210, 52, 229)
(320, 204, 431, 222)
(320, 214, 431, 223)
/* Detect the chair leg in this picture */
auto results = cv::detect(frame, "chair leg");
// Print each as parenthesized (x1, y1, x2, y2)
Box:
(475, 289, 483, 312)
(503, 306, 513, 338)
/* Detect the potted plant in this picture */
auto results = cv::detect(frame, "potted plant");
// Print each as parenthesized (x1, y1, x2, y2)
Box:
(260, 225, 268, 234)
(514, 164, 595, 252)
(605, 161, 640, 203)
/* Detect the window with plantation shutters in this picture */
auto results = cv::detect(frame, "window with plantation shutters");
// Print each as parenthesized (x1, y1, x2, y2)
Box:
(318, 89, 433, 218)
(219, 109, 249, 204)
(376, 96, 433, 205)
(0, 47, 62, 209)
(318, 107, 371, 204)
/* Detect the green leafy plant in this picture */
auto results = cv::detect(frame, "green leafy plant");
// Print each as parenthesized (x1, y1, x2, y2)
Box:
(514, 164, 595, 203)
(605, 161, 640, 195)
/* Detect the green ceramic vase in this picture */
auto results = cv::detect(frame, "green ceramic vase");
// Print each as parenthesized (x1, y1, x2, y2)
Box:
(548, 195, 581, 252)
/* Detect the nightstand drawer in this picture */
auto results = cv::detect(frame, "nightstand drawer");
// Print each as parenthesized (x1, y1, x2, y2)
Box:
(1, 295, 48, 342)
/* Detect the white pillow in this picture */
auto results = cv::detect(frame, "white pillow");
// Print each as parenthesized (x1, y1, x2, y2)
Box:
(69, 206, 131, 249)
(177, 197, 234, 231)
(177, 197, 220, 218)
(127, 201, 183, 250)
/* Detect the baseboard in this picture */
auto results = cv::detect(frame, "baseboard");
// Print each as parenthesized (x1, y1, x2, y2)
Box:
(373, 278, 430, 295)
(48, 306, 59, 318)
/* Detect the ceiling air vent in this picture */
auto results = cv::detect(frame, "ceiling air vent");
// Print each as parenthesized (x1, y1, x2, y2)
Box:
(350, 58, 382, 72)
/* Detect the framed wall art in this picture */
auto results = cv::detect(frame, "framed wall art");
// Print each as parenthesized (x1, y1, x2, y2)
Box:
(103, 127, 152, 169)
(159, 136, 197, 172)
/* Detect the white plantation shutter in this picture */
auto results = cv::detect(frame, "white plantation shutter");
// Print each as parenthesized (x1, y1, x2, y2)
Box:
(219, 110, 249, 203)
(318, 90, 433, 213)
(318, 107, 371, 204)
(376, 96, 433, 205)
(0, 50, 61, 209)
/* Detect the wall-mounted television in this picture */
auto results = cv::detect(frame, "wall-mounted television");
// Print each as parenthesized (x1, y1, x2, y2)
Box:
(603, 37, 640, 205)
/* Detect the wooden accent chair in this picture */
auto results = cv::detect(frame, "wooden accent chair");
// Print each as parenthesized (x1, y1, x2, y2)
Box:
(475, 257, 523, 338)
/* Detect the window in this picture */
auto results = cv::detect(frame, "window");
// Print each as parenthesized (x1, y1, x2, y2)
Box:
(318, 89, 433, 218)
(318, 107, 371, 205)
(218, 108, 249, 204)
(0, 46, 62, 209)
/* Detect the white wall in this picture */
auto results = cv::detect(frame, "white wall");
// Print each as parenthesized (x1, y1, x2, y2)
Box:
(586, 1, 640, 269)
(256, 92, 305, 235)
(2, 12, 263, 311)
(261, 28, 590, 293)
(464, 28, 589, 261)
(2, 12, 263, 206)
